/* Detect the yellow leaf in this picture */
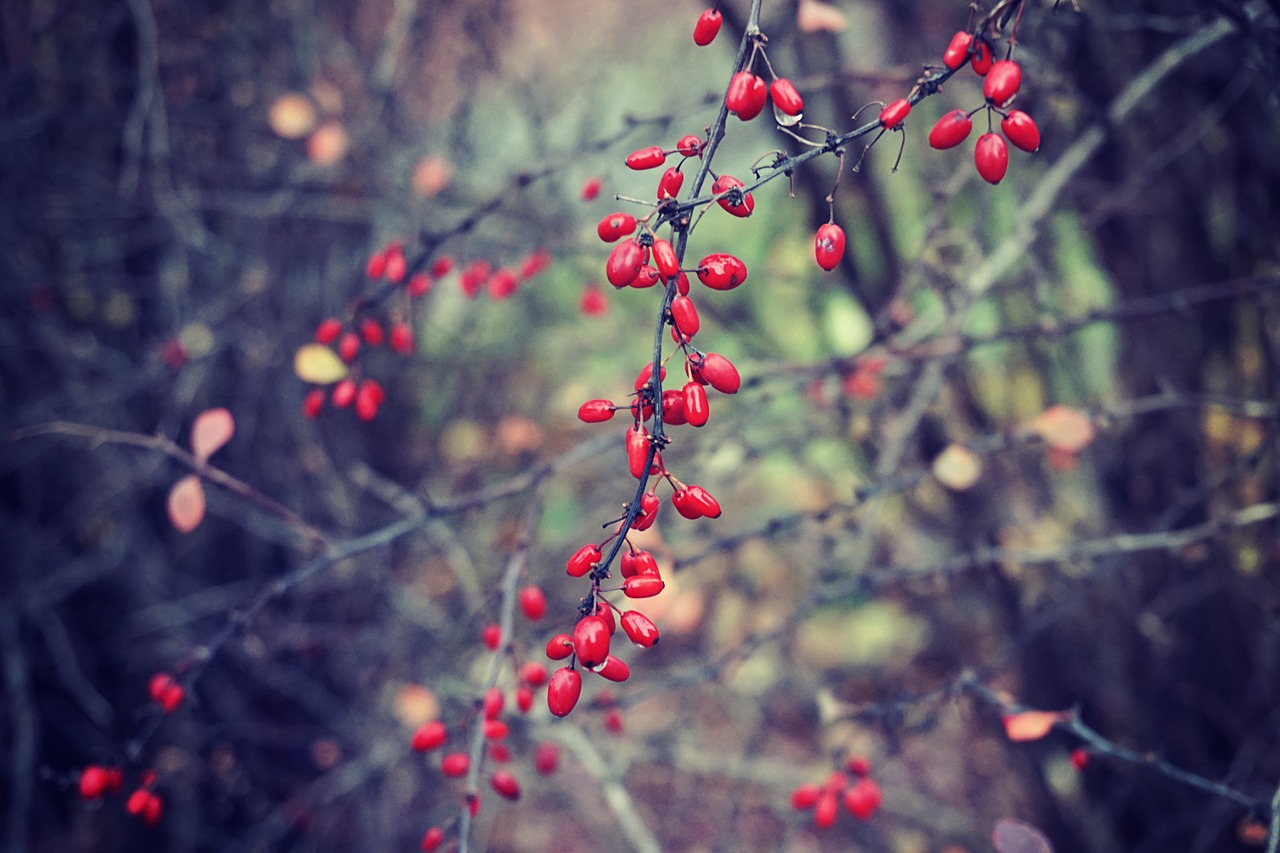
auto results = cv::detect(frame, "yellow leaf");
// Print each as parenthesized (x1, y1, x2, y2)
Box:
(191, 407, 235, 463)
(167, 475, 206, 533)
(932, 443, 982, 490)
(268, 93, 316, 139)
(294, 344, 348, 384)
(1002, 710, 1068, 742)
(1032, 405, 1096, 453)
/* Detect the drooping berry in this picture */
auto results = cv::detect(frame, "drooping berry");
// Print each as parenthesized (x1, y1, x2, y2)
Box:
(487, 269, 519, 300)
(407, 272, 431, 297)
(634, 362, 666, 391)
(547, 667, 583, 717)
(671, 295, 700, 338)
(814, 223, 846, 271)
(411, 720, 448, 752)
(597, 212, 637, 243)
(711, 174, 755, 217)
(519, 661, 549, 686)
(657, 167, 684, 200)
(490, 771, 521, 801)
(683, 381, 710, 427)
(693, 352, 741, 394)
(482, 685, 504, 720)
(652, 239, 679, 280)
(625, 146, 667, 170)
(1001, 109, 1041, 152)
(384, 246, 407, 283)
(676, 134, 704, 157)
(633, 492, 661, 530)
(606, 239, 646, 287)
(928, 109, 973, 150)
(626, 426, 650, 479)
(440, 752, 470, 777)
(566, 543, 602, 577)
(696, 253, 748, 290)
(126, 789, 163, 826)
(879, 98, 911, 129)
(577, 399, 616, 423)
(845, 755, 873, 777)
(984, 60, 1022, 107)
(971, 40, 993, 75)
(366, 249, 388, 280)
(693, 8, 723, 45)
(545, 633, 574, 660)
(620, 549, 659, 578)
(573, 615, 611, 668)
(661, 390, 687, 426)
(974, 133, 1009, 184)
(148, 672, 184, 713)
(620, 611, 660, 647)
(595, 654, 631, 682)
(725, 72, 768, 120)
(580, 177, 602, 201)
(942, 31, 973, 70)
(770, 78, 804, 116)
(623, 575, 665, 598)
(630, 265, 661, 289)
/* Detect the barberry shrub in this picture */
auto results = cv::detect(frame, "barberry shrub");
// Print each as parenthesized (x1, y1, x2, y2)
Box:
(4, 0, 1280, 851)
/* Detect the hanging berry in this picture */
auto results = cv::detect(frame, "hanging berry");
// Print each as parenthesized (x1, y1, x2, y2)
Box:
(814, 223, 846, 271)
(692, 9, 723, 46)
(974, 133, 1009, 184)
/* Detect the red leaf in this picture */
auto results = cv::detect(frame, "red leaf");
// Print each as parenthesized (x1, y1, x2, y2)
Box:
(993, 818, 1054, 853)
(191, 408, 235, 463)
(1002, 710, 1069, 742)
(167, 475, 206, 533)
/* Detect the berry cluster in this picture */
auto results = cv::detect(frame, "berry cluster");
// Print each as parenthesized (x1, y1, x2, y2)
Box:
(790, 756, 884, 829)
(928, 31, 1041, 184)
(76, 762, 164, 827)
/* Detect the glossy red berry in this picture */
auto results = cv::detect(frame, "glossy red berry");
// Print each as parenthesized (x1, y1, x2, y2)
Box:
(547, 667, 582, 717)
(942, 31, 973, 70)
(606, 239, 646, 287)
(725, 72, 768, 120)
(421, 827, 446, 852)
(597, 212, 637, 243)
(631, 265, 661, 289)
(676, 134, 704, 157)
(440, 752, 470, 777)
(625, 146, 667, 170)
(577, 399, 616, 423)
(595, 654, 631, 682)
(633, 492, 661, 530)
(711, 174, 755, 217)
(975, 133, 1009, 184)
(652, 239, 679, 280)
(879, 98, 911, 129)
(411, 720, 448, 752)
(671, 295, 700, 338)
(534, 743, 560, 774)
(490, 770, 521, 801)
(971, 40, 993, 75)
(572, 615, 611, 668)
(518, 586, 547, 620)
(626, 426, 650, 479)
(315, 318, 342, 344)
(623, 575, 665, 598)
(814, 223, 846, 271)
(693, 8, 723, 45)
(660, 390, 687, 426)
(984, 60, 1022, 107)
(302, 388, 325, 419)
(620, 610, 660, 647)
(1001, 109, 1041, 152)
(683, 381, 710, 427)
(696, 253, 748, 290)
(693, 352, 741, 394)
(545, 633, 574, 660)
(843, 777, 882, 821)
(634, 363, 666, 391)
(928, 109, 973, 149)
(673, 484, 721, 519)
(770, 78, 804, 116)
(566, 543, 602, 577)
(657, 167, 684, 200)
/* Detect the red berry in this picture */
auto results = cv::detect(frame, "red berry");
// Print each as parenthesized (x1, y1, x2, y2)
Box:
(683, 381, 710, 427)
(693, 352, 741, 394)
(547, 667, 583, 717)
(572, 615, 611, 668)
(406, 271, 431, 297)
(814, 223, 846, 271)
(676, 134, 704, 157)
(675, 272, 691, 295)
(486, 269, 518, 300)
(657, 167, 684, 200)
(942, 31, 972, 70)
(619, 549, 658, 578)
(879, 98, 911, 129)
(79, 766, 110, 799)
(481, 623, 502, 650)
(581, 177, 602, 201)
(519, 661, 548, 687)
(354, 379, 383, 421)
(604, 707, 625, 732)
(696, 253, 748, 290)
(430, 256, 454, 277)
(671, 295, 700, 338)
(791, 783, 820, 810)
(971, 40, 993, 75)
(366, 249, 388, 280)
(620, 610, 660, 647)
(337, 332, 359, 362)
(845, 755, 873, 777)
(126, 789, 163, 826)
(843, 777, 882, 821)
(482, 685, 504, 720)
(770, 78, 804, 116)
(606, 239, 646, 287)
(440, 752, 470, 777)
(711, 174, 755, 217)
(518, 248, 551, 280)
(148, 672, 184, 713)
(928, 109, 973, 150)
(634, 362, 666, 391)
(331, 379, 356, 408)
(534, 743, 560, 774)
(490, 770, 521, 801)
(421, 827, 446, 852)
(597, 212, 637, 243)
(725, 72, 768, 121)
(630, 265, 662, 289)
(302, 388, 325, 419)
(594, 599, 618, 634)
(975, 133, 1009, 184)
(577, 399, 616, 423)
(580, 283, 609, 316)
(652, 239, 679, 280)
(389, 322, 414, 354)
(518, 586, 547, 620)
(687, 484, 722, 518)
(623, 575, 665, 598)
(984, 60, 1022, 107)
(515, 686, 534, 714)
(693, 8, 723, 45)
(545, 633, 574, 660)
(661, 389, 688, 426)
(595, 654, 631, 682)
(625, 146, 666, 170)
(633, 492, 661, 530)
(814, 791, 838, 829)
(483, 719, 509, 740)
(626, 426, 650, 479)
(384, 246, 407, 283)
(566, 543, 602, 577)
(411, 720, 448, 752)
(1070, 748, 1090, 770)
(315, 317, 342, 344)
(1001, 109, 1041, 152)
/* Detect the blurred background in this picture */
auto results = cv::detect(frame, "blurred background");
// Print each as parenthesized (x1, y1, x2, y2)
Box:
(2, 0, 1279, 850)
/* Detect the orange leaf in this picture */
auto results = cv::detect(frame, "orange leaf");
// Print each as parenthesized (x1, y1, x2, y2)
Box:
(191, 408, 235, 463)
(1002, 710, 1068, 742)
(167, 475, 206, 533)
(1032, 405, 1096, 453)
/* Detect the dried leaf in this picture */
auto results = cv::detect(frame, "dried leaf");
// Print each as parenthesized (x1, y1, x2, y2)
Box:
(993, 818, 1054, 853)
(1032, 405, 1096, 453)
(1002, 710, 1068, 742)
(797, 0, 847, 33)
(932, 443, 982, 490)
(293, 344, 349, 384)
(167, 475, 206, 533)
(191, 407, 235, 463)
(268, 93, 316, 139)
